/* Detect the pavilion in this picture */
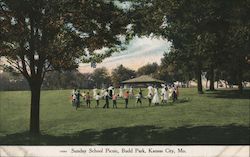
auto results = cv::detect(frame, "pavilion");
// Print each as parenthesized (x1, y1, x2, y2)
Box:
(121, 75, 165, 87)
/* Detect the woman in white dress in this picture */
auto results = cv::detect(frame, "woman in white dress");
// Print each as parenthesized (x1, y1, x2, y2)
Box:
(168, 86, 173, 99)
(147, 85, 154, 97)
(100, 88, 106, 99)
(160, 85, 166, 103)
(119, 86, 123, 97)
(152, 87, 160, 105)
(112, 87, 115, 96)
(163, 87, 168, 104)
(108, 85, 114, 97)
(129, 86, 134, 98)
(93, 87, 97, 98)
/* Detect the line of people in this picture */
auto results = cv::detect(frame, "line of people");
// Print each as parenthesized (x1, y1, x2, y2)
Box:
(71, 84, 179, 110)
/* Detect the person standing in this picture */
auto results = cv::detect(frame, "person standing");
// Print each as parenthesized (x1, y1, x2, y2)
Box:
(135, 90, 143, 107)
(147, 85, 153, 97)
(81, 91, 86, 106)
(95, 93, 101, 108)
(176, 86, 179, 99)
(147, 93, 153, 106)
(147, 85, 153, 106)
(173, 86, 177, 102)
(124, 91, 129, 108)
(71, 89, 77, 106)
(85, 92, 91, 108)
(75, 90, 82, 110)
(103, 90, 110, 108)
(152, 87, 160, 105)
(160, 85, 166, 104)
(112, 87, 115, 97)
(129, 86, 134, 98)
(163, 87, 168, 104)
(119, 86, 123, 98)
(168, 85, 173, 99)
(100, 88, 106, 99)
(108, 85, 113, 99)
(72, 89, 77, 97)
(72, 93, 76, 107)
(93, 87, 97, 98)
(112, 93, 118, 108)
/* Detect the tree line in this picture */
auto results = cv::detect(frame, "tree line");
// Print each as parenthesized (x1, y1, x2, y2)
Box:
(0, 63, 157, 90)
(2, 59, 249, 91)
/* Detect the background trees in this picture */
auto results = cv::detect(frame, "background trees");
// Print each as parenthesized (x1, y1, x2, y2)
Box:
(111, 64, 135, 87)
(136, 62, 158, 77)
(129, 0, 250, 93)
(91, 67, 111, 88)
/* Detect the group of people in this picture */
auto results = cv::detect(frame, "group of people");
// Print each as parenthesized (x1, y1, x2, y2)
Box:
(71, 84, 179, 110)
(146, 84, 179, 106)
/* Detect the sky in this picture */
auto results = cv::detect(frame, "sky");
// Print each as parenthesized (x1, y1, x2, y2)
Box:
(78, 36, 171, 73)
(0, 37, 171, 74)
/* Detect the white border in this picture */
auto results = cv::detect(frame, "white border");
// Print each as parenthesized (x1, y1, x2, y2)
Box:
(0, 146, 249, 157)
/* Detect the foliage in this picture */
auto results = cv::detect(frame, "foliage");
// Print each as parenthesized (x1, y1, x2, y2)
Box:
(111, 64, 136, 87)
(129, 0, 250, 93)
(42, 70, 94, 89)
(90, 67, 111, 88)
(159, 52, 194, 83)
(0, 72, 29, 90)
(0, 0, 132, 134)
(136, 62, 158, 77)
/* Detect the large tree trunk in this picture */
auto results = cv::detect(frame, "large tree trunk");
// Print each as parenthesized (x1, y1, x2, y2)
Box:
(197, 69, 203, 94)
(29, 81, 42, 135)
(209, 67, 215, 91)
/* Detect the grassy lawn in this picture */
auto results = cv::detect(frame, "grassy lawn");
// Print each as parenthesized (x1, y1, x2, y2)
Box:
(0, 88, 249, 145)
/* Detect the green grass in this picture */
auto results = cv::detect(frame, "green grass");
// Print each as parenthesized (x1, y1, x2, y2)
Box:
(0, 88, 249, 145)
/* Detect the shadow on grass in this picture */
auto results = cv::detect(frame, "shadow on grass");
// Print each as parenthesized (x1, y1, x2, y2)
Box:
(205, 89, 250, 99)
(1, 124, 249, 145)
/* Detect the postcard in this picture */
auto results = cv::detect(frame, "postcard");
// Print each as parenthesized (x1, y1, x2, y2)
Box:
(0, 0, 249, 157)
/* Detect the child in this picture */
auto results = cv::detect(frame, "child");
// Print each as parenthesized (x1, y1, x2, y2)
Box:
(163, 87, 168, 104)
(172, 87, 177, 102)
(176, 86, 179, 99)
(72, 93, 76, 107)
(135, 91, 142, 107)
(71, 89, 77, 106)
(148, 93, 153, 106)
(81, 91, 86, 105)
(112, 94, 118, 108)
(75, 90, 82, 110)
(119, 86, 123, 98)
(103, 90, 110, 108)
(124, 91, 129, 108)
(85, 92, 91, 108)
(129, 86, 134, 98)
(95, 93, 101, 107)
(100, 88, 106, 99)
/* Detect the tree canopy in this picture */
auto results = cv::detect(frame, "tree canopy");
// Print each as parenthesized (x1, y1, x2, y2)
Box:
(129, 0, 250, 93)
(136, 62, 158, 77)
(111, 64, 136, 87)
(0, 0, 132, 135)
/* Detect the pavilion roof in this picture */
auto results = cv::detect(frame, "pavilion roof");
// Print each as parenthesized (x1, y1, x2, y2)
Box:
(121, 75, 165, 84)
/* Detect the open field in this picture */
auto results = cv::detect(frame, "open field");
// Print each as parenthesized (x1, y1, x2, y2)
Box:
(0, 88, 249, 145)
